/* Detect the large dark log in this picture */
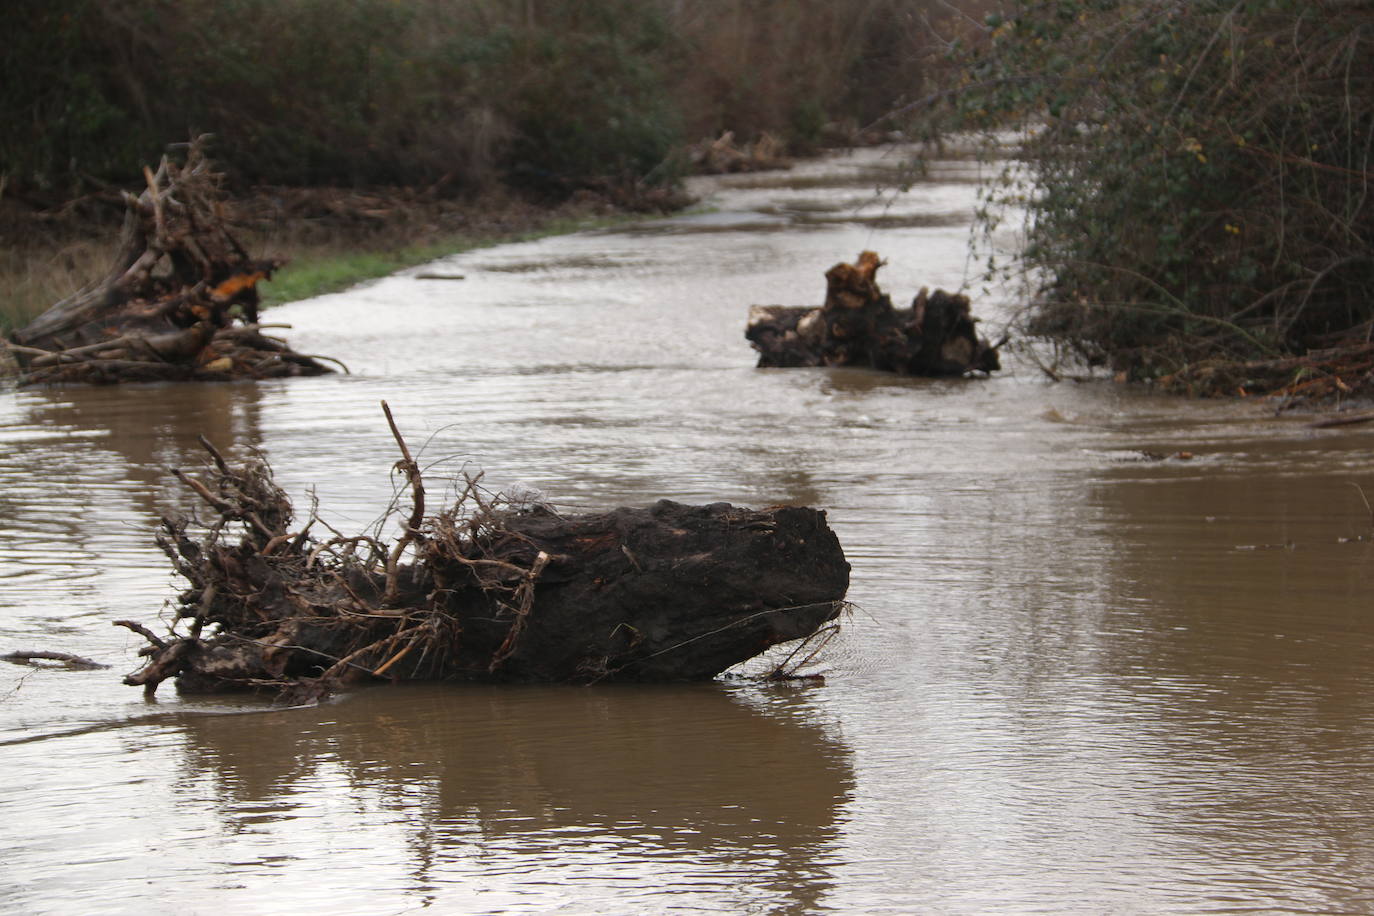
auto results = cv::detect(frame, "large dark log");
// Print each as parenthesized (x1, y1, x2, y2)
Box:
(5, 137, 337, 385)
(118, 409, 850, 700)
(746, 251, 1002, 376)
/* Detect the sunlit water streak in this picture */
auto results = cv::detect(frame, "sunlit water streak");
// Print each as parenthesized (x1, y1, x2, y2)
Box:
(3, 145, 1374, 914)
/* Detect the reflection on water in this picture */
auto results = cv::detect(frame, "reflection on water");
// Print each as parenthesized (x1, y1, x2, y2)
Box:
(15, 381, 269, 506)
(4, 144, 1374, 913)
(0, 383, 269, 645)
(171, 685, 849, 914)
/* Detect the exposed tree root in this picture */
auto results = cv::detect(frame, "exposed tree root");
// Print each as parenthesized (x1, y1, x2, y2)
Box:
(746, 251, 1002, 376)
(4, 136, 337, 386)
(119, 404, 850, 702)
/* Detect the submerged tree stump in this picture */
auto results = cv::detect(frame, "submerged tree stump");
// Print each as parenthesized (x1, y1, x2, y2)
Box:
(119, 405, 850, 700)
(5, 137, 338, 385)
(746, 251, 1001, 376)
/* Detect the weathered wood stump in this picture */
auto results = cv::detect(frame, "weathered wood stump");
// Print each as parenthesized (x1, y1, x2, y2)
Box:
(5, 137, 338, 385)
(746, 250, 1001, 376)
(119, 406, 850, 700)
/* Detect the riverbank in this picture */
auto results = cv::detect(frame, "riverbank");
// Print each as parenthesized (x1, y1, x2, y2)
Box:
(0, 182, 689, 338)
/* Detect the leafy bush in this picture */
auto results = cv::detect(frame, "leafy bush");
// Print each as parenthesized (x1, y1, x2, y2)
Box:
(950, 0, 1374, 379)
(498, 3, 684, 194)
(1, 0, 683, 194)
(2, 0, 163, 194)
(3, 0, 978, 199)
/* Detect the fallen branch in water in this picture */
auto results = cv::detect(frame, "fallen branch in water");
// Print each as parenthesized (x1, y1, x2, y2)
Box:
(1, 651, 108, 670)
(1309, 411, 1374, 429)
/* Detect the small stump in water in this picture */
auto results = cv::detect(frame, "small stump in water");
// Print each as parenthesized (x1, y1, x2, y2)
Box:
(5, 136, 338, 386)
(746, 251, 1002, 376)
(118, 405, 850, 701)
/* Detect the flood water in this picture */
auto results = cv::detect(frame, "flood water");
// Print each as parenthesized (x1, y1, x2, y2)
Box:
(4, 146, 1374, 914)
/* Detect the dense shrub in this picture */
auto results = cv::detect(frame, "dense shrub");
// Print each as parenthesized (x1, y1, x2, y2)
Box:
(2, 0, 680, 194)
(2, 0, 978, 199)
(498, 3, 683, 194)
(949, 0, 1374, 378)
(2, 0, 161, 194)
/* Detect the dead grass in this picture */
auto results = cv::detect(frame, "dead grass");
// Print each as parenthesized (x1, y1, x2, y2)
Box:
(0, 236, 118, 333)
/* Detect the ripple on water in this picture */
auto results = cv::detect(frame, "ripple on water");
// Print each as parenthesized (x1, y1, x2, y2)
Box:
(3, 143, 1374, 915)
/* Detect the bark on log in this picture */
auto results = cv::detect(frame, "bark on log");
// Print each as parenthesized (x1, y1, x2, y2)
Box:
(746, 251, 1002, 376)
(119, 410, 850, 700)
(5, 137, 337, 386)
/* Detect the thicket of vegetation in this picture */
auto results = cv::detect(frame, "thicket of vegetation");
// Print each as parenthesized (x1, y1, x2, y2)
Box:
(945, 0, 1374, 390)
(4, 0, 973, 200)
(22, 0, 1363, 400)
(2, 0, 996, 334)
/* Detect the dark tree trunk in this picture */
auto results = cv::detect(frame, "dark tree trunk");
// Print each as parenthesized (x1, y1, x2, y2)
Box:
(119, 414, 850, 701)
(746, 251, 1002, 376)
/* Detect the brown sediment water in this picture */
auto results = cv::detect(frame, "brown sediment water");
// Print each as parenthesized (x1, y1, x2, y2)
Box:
(3, 145, 1374, 914)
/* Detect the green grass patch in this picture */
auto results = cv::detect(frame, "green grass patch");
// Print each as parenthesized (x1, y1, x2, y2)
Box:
(258, 214, 632, 308)
(260, 248, 437, 307)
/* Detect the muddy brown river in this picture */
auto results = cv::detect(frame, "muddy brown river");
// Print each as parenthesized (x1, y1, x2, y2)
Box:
(4, 146, 1374, 913)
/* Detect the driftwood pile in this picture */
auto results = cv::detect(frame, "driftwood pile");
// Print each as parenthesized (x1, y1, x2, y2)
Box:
(1157, 340, 1374, 403)
(689, 131, 792, 174)
(746, 251, 1001, 376)
(5, 137, 337, 385)
(118, 404, 850, 700)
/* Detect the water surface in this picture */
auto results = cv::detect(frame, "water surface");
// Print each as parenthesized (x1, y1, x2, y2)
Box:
(4, 145, 1374, 914)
